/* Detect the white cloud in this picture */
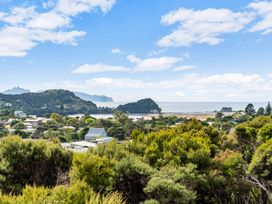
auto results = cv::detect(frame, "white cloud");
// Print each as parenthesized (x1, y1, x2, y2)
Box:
(175, 91, 185, 97)
(55, 0, 116, 16)
(32, 30, 86, 45)
(158, 8, 255, 47)
(1, 7, 36, 25)
(0, 26, 35, 57)
(111, 48, 122, 54)
(72, 63, 130, 73)
(0, 0, 116, 57)
(173, 65, 196, 71)
(42, 73, 272, 101)
(43, 73, 272, 101)
(27, 12, 70, 30)
(249, 1, 272, 34)
(128, 55, 182, 72)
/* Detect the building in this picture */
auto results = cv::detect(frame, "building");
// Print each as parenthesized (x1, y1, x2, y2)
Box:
(95, 137, 114, 144)
(14, 111, 27, 119)
(61, 141, 97, 152)
(85, 128, 107, 141)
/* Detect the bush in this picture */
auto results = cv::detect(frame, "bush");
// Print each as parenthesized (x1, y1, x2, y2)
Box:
(0, 136, 72, 194)
(0, 181, 126, 204)
(70, 152, 115, 192)
(113, 156, 154, 203)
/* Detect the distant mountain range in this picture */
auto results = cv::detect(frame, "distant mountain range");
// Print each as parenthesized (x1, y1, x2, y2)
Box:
(1, 87, 113, 102)
(74, 92, 113, 102)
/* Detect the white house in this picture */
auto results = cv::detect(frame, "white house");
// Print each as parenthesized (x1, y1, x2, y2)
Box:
(61, 141, 97, 152)
(85, 128, 107, 141)
(14, 111, 27, 119)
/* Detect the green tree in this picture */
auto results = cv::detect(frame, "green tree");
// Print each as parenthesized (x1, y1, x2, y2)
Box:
(0, 136, 72, 194)
(265, 102, 272, 116)
(245, 103, 256, 116)
(107, 126, 126, 140)
(113, 156, 154, 203)
(70, 153, 115, 192)
(144, 164, 198, 204)
(0, 123, 8, 138)
(13, 121, 26, 130)
(256, 107, 265, 116)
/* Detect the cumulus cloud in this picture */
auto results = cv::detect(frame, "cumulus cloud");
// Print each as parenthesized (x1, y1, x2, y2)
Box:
(0, 0, 116, 57)
(158, 8, 255, 47)
(72, 63, 130, 73)
(55, 0, 116, 16)
(111, 48, 122, 54)
(127, 55, 182, 72)
(249, 1, 272, 34)
(43, 73, 272, 101)
(173, 65, 196, 71)
(73, 54, 182, 73)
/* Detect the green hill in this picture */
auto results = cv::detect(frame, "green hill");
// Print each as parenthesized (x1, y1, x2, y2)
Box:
(0, 89, 100, 116)
(117, 98, 161, 114)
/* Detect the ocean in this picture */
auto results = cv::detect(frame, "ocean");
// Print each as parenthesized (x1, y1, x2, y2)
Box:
(95, 102, 269, 113)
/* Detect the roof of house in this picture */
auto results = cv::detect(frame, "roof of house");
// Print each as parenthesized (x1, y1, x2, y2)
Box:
(85, 128, 107, 137)
(71, 141, 97, 148)
(95, 137, 114, 144)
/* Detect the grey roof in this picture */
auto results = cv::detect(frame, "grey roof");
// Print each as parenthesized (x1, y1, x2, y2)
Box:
(85, 128, 107, 138)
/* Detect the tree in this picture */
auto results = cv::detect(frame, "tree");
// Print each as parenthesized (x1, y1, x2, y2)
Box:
(247, 139, 272, 203)
(245, 103, 256, 116)
(0, 122, 8, 138)
(144, 164, 197, 204)
(0, 136, 72, 194)
(113, 156, 154, 203)
(70, 153, 115, 192)
(107, 126, 126, 140)
(13, 121, 26, 130)
(215, 112, 224, 120)
(256, 107, 265, 116)
(265, 102, 272, 116)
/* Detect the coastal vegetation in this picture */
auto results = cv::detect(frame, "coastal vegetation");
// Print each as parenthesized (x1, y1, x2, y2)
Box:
(117, 98, 161, 114)
(0, 103, 272, 203)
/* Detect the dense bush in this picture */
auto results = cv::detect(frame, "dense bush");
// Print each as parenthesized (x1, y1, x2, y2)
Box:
(0, 136, 72, 194)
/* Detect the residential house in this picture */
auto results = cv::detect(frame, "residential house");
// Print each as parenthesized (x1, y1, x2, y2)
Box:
(85, 128, 107, 141)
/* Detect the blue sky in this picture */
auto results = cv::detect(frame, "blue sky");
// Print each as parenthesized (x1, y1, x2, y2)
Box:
(0, 0, 272, 102)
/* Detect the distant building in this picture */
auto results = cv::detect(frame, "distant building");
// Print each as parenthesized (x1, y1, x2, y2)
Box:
(24, 118, 43, 127)
(95, 137, 114, 144)
(61, 141, 97, 153)
(14, 111, 27, 119)
(4, 103, 12, 107)
(85, 128, 107, 141)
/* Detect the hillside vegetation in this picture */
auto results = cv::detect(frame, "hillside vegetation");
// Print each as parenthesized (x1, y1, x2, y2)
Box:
(0, 90, 100, 116)
(117, 98, 161, 114)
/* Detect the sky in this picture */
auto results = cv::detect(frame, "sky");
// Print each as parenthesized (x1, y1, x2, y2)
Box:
(0, 0, 272, 102)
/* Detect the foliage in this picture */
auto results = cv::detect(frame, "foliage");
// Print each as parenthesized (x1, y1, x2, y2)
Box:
(70, 152, 115, 192)
(245, 103, 256, 116)
(0, 136, 72, 194)
(265, 102, 272, 116)
(144, 164, 199, 203)
(0, 90, 100, 116)
(0, 181, 125, 204)
(113, 156, 154, 203)
(117, 98, 161, 114)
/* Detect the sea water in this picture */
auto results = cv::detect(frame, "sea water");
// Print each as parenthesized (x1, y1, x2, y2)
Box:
(95, 102, 268, 113)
